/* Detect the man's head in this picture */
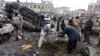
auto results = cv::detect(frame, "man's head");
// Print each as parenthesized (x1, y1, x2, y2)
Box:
(90, 16, 93, 18)
(15, 13, 18, 16)
(75, 16, 79, 19)
(61, 19, 65, 31)
(14, 10, 18, 16)
(50, 23, 55, 28)
(52, 17, 57, 21)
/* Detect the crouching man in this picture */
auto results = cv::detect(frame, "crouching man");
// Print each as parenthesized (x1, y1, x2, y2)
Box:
(60, 21, 80, 53)
(38, 23, 56, 48)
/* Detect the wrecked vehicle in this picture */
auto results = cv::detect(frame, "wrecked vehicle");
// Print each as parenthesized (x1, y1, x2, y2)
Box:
(0, 20, 14, 44)
(4, 2, 46, 32)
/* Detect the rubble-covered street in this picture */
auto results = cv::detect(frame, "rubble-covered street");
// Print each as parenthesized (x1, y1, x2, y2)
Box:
(0, 31, 99, 56)
(0, 0, 100, 56)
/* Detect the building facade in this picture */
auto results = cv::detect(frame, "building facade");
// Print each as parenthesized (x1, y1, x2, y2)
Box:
(56, 7, 70, 15)
(97, 0, 100, 4)
(0, 0, 5, 12)
(0, 0, 56, 13)
(88, 2, 100, 17)
(20, 1, 56, 13)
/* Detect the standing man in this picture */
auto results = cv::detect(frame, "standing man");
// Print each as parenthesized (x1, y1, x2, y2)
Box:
(97, 18, 100, 46)
(12, 10, 23, 40)
(98, 32, 100, 46)
(69, 16, 82, 37)
(84, 17, 94, 44)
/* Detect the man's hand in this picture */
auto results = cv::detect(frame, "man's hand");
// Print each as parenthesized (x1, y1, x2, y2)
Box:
(56, 32, 63, 36)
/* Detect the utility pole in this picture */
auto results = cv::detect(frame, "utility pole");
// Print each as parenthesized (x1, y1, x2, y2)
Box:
(17, 0, 20, 3)
(91, 0, 95, 14)
(31, 0, 32, 3)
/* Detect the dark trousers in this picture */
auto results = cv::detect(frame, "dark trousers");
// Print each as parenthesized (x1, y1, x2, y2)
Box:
(84, 31, 90, 43)
(67, 39, 77, 53)
(84, 27, 92, 43)
(98, 32, 100, 46)
(98, 37, 100, 46)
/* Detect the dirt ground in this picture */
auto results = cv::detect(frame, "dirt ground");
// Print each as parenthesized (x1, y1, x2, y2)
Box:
(0, 32, 99, 56)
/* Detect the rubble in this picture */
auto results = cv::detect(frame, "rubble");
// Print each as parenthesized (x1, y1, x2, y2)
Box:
(21, 44, 33, 51)
(0, 2, 99, 56)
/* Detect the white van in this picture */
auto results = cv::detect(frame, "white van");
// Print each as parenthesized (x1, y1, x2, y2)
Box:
(39, 12, 54, 24)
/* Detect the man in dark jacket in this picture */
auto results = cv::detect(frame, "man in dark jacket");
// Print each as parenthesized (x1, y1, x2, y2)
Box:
(84, 18, 94, 43)
(85, 18, 94, 31)
(60, 22, 80, 53)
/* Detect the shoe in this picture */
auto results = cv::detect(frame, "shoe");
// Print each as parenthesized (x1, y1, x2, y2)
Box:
(14, 37, 19, 41)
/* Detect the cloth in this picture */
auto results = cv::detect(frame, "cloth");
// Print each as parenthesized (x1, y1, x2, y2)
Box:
(63, 25, 80, 41)
(38, 24, 57, 47)
(60, 25, 80, 53)
(98, 32, 100, 45)
(40, 24, 51, 36)
(69, 19, 81, 32)
(50, 20, 57, 31)
(85, 19, 94, 28)
(12, 15, 23, 29)
(67, 39, 77, 53)
(38, 35, 45, 47)
(40, 24, 56, 36)
(0, 24, 14, 35)
(84, 30, 90, 43)
(73, 19, 81, 26)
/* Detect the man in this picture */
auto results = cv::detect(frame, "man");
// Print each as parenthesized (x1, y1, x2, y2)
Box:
(69, 16, 82, 37)
(98, 32, 100, 46)
(74, 16, 81, 26)
(68, 18, 75, 27)
(38, 23, 56, 48)
(60, 20, 80, 53)
(12, 10, 23, 40)
(97, 18, 100, 46)
(84, 17, 94, 43)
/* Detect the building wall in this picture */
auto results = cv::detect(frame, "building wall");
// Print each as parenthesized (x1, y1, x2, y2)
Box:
(97, 0, 100, 4)
(56, 7, 70, 15)
(21, 2, 55, 13)
(0, 0, 4, 12)
(0, 0, 55, 13)
(88, 3, 100, 17)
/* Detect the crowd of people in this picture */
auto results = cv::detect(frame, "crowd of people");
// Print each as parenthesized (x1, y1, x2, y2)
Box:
(0, 9, 100, 55)
(38, 16, 100, 54)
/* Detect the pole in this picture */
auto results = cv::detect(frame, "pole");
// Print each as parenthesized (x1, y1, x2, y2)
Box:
(91, 0, 95, 14)
(17, 0, 20, 3)
(31, 0, 32, 3)
(26, 0, 28, 7)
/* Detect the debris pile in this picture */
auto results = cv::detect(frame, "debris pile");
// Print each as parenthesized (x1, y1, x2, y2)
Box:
(21, 44, 33, 51)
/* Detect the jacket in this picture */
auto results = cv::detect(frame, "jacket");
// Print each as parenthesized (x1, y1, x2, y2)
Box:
(62, 25, 80, 41)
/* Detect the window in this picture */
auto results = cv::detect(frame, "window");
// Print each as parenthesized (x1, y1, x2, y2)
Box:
(34, 5, 37, 8)
(47, 6, 49, 9)
(45, 14, 50, 18)
(38, 5, 40, 9)
(42, 5, 44, 9)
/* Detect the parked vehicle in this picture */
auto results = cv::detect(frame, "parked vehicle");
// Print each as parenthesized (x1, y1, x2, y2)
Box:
(39, 12, 54, 24)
